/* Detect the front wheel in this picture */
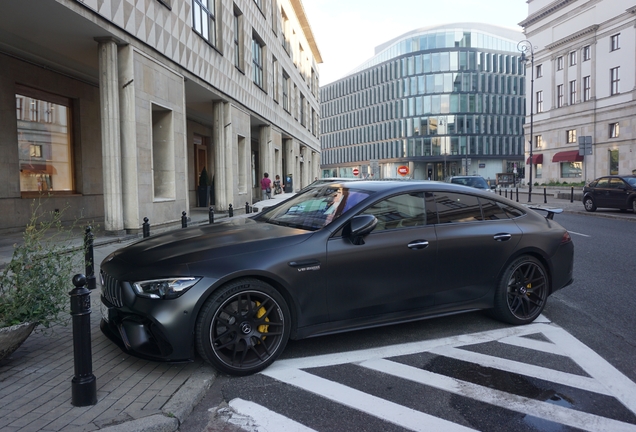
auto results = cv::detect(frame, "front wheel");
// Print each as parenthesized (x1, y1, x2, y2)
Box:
(195, 279, 290, 376)
(583, 196, 596, 212)
(491, 256, 549, 325)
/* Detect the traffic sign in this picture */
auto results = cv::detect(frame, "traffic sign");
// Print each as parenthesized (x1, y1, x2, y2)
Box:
(352, 168, 359, 176)
(578, 136, 593, 156)
(397, 165, 409, 176)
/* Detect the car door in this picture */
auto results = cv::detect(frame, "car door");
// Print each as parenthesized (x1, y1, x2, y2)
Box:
(608, 177, 629, 208)
(432, 192, 522, 305)
(592, 177, 611, 207)
(324, 192, 438, 323)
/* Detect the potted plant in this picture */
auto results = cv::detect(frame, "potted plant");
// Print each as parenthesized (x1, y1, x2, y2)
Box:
(0, 202, 81, 361)
(197, 167, 211, 207)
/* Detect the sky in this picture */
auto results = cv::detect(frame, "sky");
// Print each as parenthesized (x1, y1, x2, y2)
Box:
(302, 0, 529, 85)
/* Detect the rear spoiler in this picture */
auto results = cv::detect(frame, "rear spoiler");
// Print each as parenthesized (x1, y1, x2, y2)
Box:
(527, 206, 563, 220)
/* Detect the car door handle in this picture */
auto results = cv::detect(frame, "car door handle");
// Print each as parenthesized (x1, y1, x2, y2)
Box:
(493, 233, 512, 242)
(408, 240, 429, 250)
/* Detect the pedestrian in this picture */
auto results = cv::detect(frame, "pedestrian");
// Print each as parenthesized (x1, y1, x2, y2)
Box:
(274, 175, 283, 195)
(261, 173, 272, 200)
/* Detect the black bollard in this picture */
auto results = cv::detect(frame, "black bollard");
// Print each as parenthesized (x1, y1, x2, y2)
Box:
(245, 202, 250, 214)
(84, 226, 96, 291)
(209, 206, 214, 224)
(505, 189, 508, 199)
(544, 188, 547, 204)
(181, 211, 187, 228)
(516, 187, 519, 202)
(499, 188, 502, 196)
(570, 186, 574, 203)
(229, 204, 234, 217)
(143, 217, 150, 238)
(70, 274, 97, 406)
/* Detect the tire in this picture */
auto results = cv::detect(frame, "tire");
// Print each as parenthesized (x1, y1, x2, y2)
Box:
(583, 196, 596, 212)
(195, 278, 290, 376)
(632, 199, 636, 213)
(491, 256, 549, 325)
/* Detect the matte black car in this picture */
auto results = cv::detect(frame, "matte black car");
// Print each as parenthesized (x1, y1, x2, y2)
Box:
(100, 180, 574, 375)
(582, 175, 636, 212)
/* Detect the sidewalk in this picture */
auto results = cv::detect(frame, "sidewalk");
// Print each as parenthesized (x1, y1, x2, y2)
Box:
(0, 193, 293, 432)
(0, 189, 633, 432)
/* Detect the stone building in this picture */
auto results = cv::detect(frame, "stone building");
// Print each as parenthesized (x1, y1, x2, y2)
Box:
(1, 0, 321, 233)
(520, 0, 636, 184)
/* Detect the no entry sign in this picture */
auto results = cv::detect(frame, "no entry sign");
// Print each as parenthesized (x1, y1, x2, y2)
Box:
(397, 165, 409, 176)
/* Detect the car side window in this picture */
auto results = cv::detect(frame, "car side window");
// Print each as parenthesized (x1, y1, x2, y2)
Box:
(609, 178, 625, 189)
(362, 192, 427, 232)
(435, 192, 482, 224)
(480, 198, 511, 220)
(596, 178, 610, 188)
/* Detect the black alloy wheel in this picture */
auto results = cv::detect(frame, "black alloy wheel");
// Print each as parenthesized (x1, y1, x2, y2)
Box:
(195, 279, 290, 376)
(583, 196, 597, 212)
(491, 256, 548, 325)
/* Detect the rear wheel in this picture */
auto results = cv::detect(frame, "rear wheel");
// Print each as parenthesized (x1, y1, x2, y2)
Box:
(583, 196, 596, 212)
(491, 256, 548, 325)
(195, 279, 290, 376)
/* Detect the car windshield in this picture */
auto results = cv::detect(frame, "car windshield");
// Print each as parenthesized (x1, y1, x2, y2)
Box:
(257, 185, 373, 231)
(625, 177, 636, 187)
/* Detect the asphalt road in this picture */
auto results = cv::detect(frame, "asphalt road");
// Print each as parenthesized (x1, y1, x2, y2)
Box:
(179, 212, 636, 432)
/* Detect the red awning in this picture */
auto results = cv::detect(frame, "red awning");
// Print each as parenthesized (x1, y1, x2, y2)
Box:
(552, 150, 584, 163)
(526, 154, 543, 164)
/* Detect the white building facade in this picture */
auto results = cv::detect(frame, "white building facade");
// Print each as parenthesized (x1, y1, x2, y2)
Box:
(521, 0, 636, 185)
(1, 0, 321, 233)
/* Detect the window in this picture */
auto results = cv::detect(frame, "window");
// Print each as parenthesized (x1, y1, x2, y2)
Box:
(609, 123, 619, 138)
(610, 67, 620, 95)
(193, 0, 216, 46)
(362, 192, 427, 231)
(252, 35, 264, 88)
(566, 129, 577, 143)
(16, 88, 74, 194)
(281, 8, 290, 54)
(561, 162, 582, 178)
(609, 149, 618, 175)
(272, 56, 279, 102)
(557, 56, 563, 70)
(536, 64, 543, 77)
(611, 34, 620, 51)
(233, 9, 243, 70)
(435, 192, 483, 224)
(535, 135, 543, 149)
(300, 93, 305, 126)
(569, 51, 577, 66)
(583, 45, 591, 61)
(282, 71, 290, 112)
(583, 76, 591, 101)
(569, 80, 576, 105)
(557, 84, 564, 107)
(536, 90, 543, 113)
(253, 0, 262, 9)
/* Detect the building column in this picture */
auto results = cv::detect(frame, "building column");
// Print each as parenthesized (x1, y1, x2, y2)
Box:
(118, 44, 139, 231)
(259, 125, 272, 178)
(213, 101, 232, 211)
(95, 37, 124, 233)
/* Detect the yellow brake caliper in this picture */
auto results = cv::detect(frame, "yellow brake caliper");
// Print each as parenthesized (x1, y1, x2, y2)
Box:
(255, 301, 269, 336)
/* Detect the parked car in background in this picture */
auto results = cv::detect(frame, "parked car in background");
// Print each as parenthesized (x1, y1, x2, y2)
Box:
(100, 180, 573, 376)
(582, 175, 636, 212)
(449, 175, 494, 192)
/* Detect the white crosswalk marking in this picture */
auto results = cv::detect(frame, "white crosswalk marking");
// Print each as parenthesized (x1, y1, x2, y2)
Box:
(224, 319, 636, 432)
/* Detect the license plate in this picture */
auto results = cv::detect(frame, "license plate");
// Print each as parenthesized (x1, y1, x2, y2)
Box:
(100, 302, 109, 323)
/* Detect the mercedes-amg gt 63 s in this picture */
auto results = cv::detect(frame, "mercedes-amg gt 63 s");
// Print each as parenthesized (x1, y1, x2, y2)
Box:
(100, 180, 574, 375)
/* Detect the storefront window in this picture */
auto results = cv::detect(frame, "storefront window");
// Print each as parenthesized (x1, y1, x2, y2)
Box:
(560, 162, 582, 178)
(16, 89, 73, 194)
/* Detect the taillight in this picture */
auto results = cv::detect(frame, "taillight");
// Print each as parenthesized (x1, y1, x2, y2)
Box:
(561, 231, 572, 244)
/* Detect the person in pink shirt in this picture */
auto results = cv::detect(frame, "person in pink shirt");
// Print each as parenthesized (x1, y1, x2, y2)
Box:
(261, 173, 272, 200)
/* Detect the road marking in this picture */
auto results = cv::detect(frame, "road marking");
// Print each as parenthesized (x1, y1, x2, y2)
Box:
(225, 399, 318, 432)
(249, 318, 636, 432)
(261, 368, 478, 432)
(568, 230, 591, 237)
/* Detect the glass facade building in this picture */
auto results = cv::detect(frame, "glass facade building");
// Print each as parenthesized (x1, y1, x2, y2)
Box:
(320, 23, 525, 183)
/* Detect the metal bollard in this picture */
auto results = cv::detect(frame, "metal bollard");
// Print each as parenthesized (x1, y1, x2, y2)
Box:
(245, 202, 250, 214)
(229, 204, 234, 217)
(84, 226, 96, 291)
(505, 189, 508, 199)
(499, 188, 502, 196)
(516, 188, 519, 202)
(209, 206, 214, 224)
(143, 217, 150, 238)
(181, 211, 187, 228)
(544, 188, 547, 204)
(570, 186, 574, 203)
(70, 274, 97, 406)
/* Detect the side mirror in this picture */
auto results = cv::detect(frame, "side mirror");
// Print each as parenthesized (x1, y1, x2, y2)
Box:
(349, 214, 377, 245)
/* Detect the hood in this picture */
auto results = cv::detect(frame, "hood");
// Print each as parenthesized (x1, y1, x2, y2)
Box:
(101, 218, 310, 276)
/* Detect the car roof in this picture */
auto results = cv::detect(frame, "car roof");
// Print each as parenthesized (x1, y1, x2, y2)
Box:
(312, 179, 492, 194)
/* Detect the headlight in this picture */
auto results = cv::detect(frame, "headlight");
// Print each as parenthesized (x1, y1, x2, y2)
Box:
(132, 277, 201, 299)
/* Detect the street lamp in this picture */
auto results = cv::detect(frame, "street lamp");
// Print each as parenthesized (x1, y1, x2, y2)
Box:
(518, 40, 534, 202)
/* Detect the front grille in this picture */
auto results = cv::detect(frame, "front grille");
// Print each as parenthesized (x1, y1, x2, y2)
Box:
(101, 271, 124, 307)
